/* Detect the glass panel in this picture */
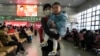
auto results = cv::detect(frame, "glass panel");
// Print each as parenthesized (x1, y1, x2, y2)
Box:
(91, 26, 94, 30)
(87, 22, 91, 26)
(84, 19, 86, 22)
(92, 16, 95, 21)
(84, 23, 86, 26)
(96, 10, 100, 15)
(82, 11, 85, 15)
(92, 21, 95, 25)
(95, 26, 99, 30)
(78, 16, 81, 20)
(86, 26, 90, 30)
(78, 20, 81, 23)
(96, 15, 99, 20)
(87, 8, 92, 13)
(79, 16, 81, 19)
(78, 13, 81, 16)
(84, 15, 86, 18)
(80, 27, 83, 30)
(81, 19, 83, 23)
(84, 10, 87, 14)
(97, 5, 100, 10)
(87, 13, 91, 17)
(81, 12, 83, 15)
(93, 6, 96, 11)
(82, 16, 83, 18)
(95, 21, 99, 25)
(87, 17, 91, 22)
(92, 12, 95, 16)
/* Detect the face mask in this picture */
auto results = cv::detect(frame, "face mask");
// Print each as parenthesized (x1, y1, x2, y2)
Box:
(44, 10, 51, 16)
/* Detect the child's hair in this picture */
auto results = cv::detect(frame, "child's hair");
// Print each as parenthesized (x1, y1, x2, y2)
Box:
(52, 2, 61, 7)
(43, 3, 51, 11)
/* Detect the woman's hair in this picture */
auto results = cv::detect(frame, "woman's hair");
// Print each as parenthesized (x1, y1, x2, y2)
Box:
(43, 3, 51, 11)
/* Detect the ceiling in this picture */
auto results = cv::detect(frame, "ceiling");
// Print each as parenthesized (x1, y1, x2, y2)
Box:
(0, 0, 88, 7)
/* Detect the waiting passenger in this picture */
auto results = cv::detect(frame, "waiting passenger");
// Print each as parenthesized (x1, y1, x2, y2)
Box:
(84, 30, 94, 51)
(71, 28, 80, 48)
(64, 27, 71, 40)
(25, 28, 33, 43)
(79, 29, 86, 50)
(94, 30, 100, 45)
(19, 27, 30, 43)
(7, 26, 21, 42)
(0, 27, 26, 56)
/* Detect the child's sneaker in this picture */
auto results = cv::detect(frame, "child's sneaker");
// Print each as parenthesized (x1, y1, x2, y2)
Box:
(15, 52, 22, 56)
(40, 42, 48, 47)
(48, 50, 57, 56)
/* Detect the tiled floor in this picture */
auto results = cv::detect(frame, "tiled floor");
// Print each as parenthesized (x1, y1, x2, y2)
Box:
(23, 35, 96, 56)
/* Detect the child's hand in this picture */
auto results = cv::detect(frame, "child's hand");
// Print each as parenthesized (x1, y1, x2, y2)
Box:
(51, 21, 56, 28)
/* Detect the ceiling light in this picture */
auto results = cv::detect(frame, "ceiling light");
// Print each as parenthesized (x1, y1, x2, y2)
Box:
(10, 1, 12, 3)
(68, 3, 71, 6)
(89, 5, 92, 7)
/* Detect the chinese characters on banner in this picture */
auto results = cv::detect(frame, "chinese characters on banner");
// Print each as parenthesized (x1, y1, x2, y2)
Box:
(4, 21, 30, 27)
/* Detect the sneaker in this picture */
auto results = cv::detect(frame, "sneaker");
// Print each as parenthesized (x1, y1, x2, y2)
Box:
(20, 51, 28, 54)
(40, 42, 48, 47)
(48, 51, 57, 56)
(15, 53, 22, 56)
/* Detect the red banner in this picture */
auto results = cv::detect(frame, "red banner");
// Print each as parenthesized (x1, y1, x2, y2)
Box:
(4, 21, 30, 27)
(33, 22, 41, 30)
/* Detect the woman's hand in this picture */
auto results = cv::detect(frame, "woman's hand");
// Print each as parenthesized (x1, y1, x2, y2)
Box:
(58, 37, 61, 42)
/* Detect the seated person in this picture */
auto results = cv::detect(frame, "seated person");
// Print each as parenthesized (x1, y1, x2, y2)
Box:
(0, 26, 27, 56)
(25, 28, 33, 42)
(94, 30, 100, 45)
(19, 27, 29, 42)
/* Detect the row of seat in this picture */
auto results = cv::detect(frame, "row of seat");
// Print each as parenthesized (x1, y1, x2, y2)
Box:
(0, 31, 27, 56)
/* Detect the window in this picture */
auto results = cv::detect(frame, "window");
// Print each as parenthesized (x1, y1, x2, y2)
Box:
(84, 15, 87, 18)
(93, 6, 96, 11)
(78, 19, 81, 23)
(82, 19, 83, 23)
(95, 21, 99, 25)
(87, 8, 92, 13)
(84, 19, 86, 22)
(96, 10, 100, 15)
(87, 13, 91, 17)
(87, 17, 91, 22)
(76, 4, 100, 30)
(96, 15, 99, 20)
(92, 12, 95, 16)
(87, 22, 91, 26)
(95, 26, 99, 30)
(84, 10, 87, 14)
(86, 26, 90, 30)
(91, 26, 94, 30)
(97, 5, 100, 10)
(92, 21, 95, 25)
(82, 16, 83, 18)
(92, 16, 95, 21)
(84, 23, 86, 26)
